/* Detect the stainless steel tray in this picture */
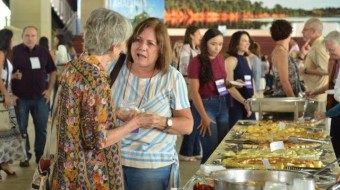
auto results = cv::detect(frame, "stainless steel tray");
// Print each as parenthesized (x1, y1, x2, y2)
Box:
(211, 169, 312, 190)
(248, 97, 306, 120)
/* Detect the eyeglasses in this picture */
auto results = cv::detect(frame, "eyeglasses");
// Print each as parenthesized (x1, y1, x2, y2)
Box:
(327, 46, 338, 53)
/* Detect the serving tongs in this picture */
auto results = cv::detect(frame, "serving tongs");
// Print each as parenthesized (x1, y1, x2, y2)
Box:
(313, 157, 340, 176)
(224, 139, 258, 144)
(286, 118, 325, 127)
(327, 182, 340, 190)
(288, 136, 330, 144)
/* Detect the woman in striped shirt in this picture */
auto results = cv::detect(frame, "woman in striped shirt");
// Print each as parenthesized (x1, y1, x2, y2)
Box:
(112, 17, 193, 190)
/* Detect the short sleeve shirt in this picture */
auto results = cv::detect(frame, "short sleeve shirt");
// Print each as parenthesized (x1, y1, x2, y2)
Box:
(188, 53, 227, 99)
(12, 44, 56, 99)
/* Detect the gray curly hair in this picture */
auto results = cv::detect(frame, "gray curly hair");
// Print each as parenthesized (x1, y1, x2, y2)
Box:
(84, 8, 132, 55)
(324, 31, 340, 46)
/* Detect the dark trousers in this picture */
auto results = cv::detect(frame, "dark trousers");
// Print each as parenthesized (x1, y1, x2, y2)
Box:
(15, 97, 49, 162)
(179, 102, 201, 157)
(331, 115, 340, 158)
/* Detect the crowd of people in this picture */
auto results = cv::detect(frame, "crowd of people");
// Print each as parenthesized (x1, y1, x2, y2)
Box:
(1, 7, 340, 189)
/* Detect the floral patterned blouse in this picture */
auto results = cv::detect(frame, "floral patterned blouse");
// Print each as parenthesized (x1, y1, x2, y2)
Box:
(51, 54, 123, 190)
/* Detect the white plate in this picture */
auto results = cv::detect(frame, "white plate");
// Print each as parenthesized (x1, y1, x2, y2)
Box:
(326, 89, 335, 94)
(230, 81, 246, 87)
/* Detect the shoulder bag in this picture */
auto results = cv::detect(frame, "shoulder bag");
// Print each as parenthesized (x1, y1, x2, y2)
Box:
(110, 53, 126, 87)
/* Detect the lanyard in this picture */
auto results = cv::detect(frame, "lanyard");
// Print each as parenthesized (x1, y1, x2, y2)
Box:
(122, 64, 155, 108)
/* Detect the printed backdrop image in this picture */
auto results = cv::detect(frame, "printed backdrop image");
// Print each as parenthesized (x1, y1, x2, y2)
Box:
(108, 0, 165, 26)
(164, 0, 340, 29)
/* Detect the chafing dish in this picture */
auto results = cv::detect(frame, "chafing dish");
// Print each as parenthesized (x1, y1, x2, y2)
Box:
(211, 169, 313, 190)
(248, 97, 306, 120)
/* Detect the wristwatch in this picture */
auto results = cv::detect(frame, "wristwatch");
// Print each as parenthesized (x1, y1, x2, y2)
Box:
(163, 118, 173, 132)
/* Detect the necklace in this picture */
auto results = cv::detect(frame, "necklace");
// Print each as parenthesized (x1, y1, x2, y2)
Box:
(122, 64, 156, 108)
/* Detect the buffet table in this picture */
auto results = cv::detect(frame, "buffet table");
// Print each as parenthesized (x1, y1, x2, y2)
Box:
(182, 120, 339, 190)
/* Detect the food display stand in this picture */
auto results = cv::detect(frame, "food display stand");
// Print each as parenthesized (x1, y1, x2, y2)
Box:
(248, 97, 306, 120)
(181, 120, 339, 190)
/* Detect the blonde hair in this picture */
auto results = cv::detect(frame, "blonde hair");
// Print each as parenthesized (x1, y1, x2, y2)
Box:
(171, 40, 183, 68)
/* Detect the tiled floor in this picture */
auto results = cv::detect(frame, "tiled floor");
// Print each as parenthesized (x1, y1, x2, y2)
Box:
(0, 117, 200, 189)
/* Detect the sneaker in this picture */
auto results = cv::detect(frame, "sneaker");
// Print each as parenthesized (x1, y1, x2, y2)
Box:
(179, 155, 198, 162)
(19, 160, 30, 167)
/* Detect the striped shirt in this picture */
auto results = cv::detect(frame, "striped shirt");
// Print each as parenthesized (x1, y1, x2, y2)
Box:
(112, 64, 190, 168)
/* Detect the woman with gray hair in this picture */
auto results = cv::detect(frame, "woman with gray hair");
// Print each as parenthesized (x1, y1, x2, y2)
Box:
(51, 8, 148, 189)
(314, 30, 340, 159)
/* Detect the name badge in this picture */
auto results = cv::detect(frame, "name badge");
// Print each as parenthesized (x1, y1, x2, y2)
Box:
(244, 75, 252, 89)
(270, 141, 285, 152)
(30, 57, 41, 69)
(215, 79, 228, 96)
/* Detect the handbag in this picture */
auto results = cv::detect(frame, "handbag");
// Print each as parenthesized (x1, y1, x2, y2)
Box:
(31, 88, 59, 190)
(0, 102, 16, 131)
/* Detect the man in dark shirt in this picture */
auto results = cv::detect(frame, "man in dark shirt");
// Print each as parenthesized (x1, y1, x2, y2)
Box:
(12, 26, 57, 167)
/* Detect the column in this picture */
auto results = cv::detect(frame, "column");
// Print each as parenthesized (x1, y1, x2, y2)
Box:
(10, 0, 52, 42)
(80, 0, 106, 33)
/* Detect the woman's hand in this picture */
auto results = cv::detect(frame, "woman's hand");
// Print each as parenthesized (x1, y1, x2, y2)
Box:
(243, 101, 252, 117)
(134, 113, 164, 129)
(116, 108, 139, 122)
(198, 116, 215, 137)
(4, 94, 10, 109)
(314, 111, 326, 120)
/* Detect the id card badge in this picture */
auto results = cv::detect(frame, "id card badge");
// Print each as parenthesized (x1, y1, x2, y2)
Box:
(244, 75, 253, 89)
(215, 79, 228, 96)
(30, 57, 41, 69)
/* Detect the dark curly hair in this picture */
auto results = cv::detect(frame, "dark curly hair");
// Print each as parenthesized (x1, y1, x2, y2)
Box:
(199, 28, 223, 83)
(270, 19, 292, 41)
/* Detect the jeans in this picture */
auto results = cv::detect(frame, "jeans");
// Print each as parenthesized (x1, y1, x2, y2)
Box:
(199, 95, 229, 163)
(179, 102, 201, 157)
(265, 74, 273, 90)
(123, 164, 176, 190)
(15, 97, 49, 162)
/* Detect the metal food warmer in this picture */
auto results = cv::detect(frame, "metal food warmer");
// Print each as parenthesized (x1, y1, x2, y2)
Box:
(248, 97, 306, 120)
